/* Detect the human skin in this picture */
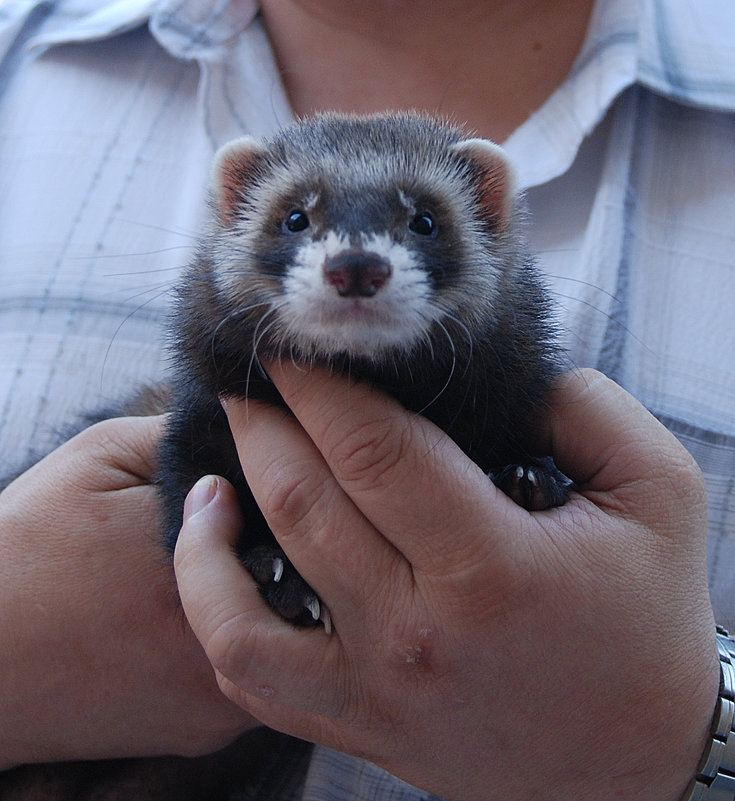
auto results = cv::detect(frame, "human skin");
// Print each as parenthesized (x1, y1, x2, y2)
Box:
(0, 415, 256, 771)
(174, 365, 719, 801)
(260, 0, 596, 142)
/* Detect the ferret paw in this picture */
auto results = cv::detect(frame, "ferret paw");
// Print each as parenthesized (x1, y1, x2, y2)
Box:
(491, 457, 571, 511)
(241, 545, 332, 632)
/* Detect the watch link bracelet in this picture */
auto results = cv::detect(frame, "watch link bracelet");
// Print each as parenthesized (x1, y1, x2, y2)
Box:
(682, 627, 735, 800)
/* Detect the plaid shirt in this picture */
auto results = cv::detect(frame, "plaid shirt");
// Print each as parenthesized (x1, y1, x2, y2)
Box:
(1, 1, 735, 798)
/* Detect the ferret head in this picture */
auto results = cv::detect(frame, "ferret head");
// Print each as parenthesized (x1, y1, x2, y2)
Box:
(207, 112, 520, 363)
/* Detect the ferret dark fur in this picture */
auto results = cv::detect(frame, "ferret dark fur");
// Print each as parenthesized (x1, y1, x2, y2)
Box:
(158, 112, 568, 627)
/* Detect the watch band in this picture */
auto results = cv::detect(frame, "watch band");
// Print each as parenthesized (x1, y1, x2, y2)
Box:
(682, 627, 735, 800)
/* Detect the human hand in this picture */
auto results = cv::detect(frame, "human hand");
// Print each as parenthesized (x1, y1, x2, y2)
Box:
(0, 415, 255, 770)
(174, 366, 718, 801)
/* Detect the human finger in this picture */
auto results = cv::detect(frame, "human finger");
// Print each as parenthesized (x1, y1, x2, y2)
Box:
(545, 369, 707, 534)
(0, 423, 255, 766)
(252, 361, 521, 575)
(220, 393, 411, 630)
(174, 474, 350, 716)
(63, 413, 167, 487)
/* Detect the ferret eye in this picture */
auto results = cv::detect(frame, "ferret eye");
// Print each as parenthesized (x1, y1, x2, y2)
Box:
(409, 212, 437, 237)
(284, 210, 310, 233)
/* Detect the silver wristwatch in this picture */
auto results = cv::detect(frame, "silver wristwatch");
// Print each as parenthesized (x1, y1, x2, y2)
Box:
(682, 627, 735, 800)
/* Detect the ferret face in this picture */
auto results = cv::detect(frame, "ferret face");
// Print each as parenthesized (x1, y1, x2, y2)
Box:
(208, 113, 518, 363)
(279, 226, 437, 357)
(235, 178, 465, 359)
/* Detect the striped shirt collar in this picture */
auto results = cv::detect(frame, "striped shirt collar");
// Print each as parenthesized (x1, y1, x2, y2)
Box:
(21, 0, 735, 188)
(505, 0, 735, 187)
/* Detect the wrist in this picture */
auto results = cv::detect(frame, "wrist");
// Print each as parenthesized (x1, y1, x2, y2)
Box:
(681, 627, 735, 800)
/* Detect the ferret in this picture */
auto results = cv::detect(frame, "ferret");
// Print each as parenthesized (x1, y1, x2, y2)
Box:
(0, 112, 570, 800)
(157, 111, 569, 629)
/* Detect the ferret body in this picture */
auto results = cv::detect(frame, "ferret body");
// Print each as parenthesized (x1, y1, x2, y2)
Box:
(159, 112, 568, 627)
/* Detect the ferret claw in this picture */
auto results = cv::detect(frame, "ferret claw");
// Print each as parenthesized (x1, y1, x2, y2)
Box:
(320, 605, 333, 635)
(272, 557, 284, 583)
(305, 597, 321, 622)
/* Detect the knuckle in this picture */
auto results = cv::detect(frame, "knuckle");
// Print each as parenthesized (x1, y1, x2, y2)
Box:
(205, 611, 260, 685)
(258, 458, 331, 534)
(70, 416, 157, 478)
(328, 416, 414, 491)
(653, 444, 708, 533)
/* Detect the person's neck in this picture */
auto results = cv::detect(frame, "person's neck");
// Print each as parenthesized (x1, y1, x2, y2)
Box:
(260, 0, 595, 142)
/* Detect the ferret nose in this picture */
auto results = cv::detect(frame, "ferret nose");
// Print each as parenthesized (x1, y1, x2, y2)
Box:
(323, 252, 392, 298)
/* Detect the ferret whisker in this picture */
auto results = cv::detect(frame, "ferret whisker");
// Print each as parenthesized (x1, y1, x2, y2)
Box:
(248, 302, 289, 388)
(549, 290, 648, 351)
(113, 281, 175, 303)
(288, 343, 299, 372)
(101, 285, 171, 388)
(432, 304, 475, 375)
(422, 327, 436, 363)
(209, 307, 250, 375)
(101, 261, 189, 275)
(405, 318, 458, 418)
(544, 273, 622, 303)
(296, 349, 308, 373)
(65, 246, 192, 265)
(112, 217, 199, 240)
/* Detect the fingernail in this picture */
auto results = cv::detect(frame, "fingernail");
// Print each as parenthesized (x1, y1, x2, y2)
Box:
(183, 475, 218, 521)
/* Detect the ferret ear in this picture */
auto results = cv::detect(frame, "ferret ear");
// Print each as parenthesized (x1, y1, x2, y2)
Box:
(212, 136, 265, 227)
(450, 138, 518, 233)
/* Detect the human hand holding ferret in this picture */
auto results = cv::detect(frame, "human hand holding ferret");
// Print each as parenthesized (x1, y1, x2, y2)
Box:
(175, 365, 718, 801)
(0, 415, 255, 771)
